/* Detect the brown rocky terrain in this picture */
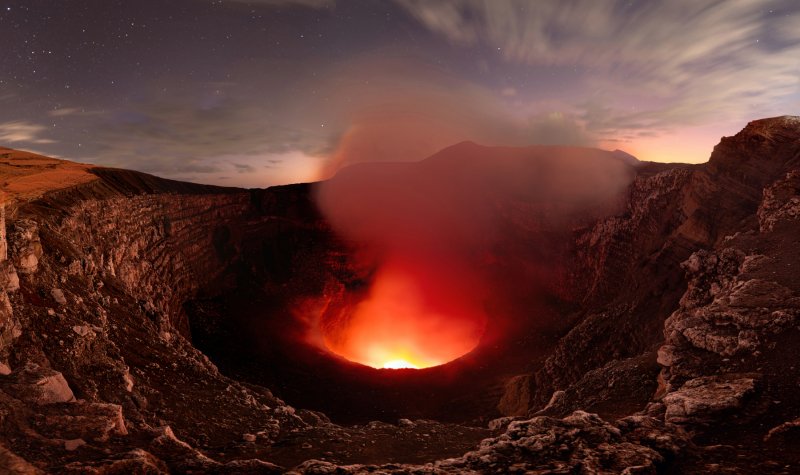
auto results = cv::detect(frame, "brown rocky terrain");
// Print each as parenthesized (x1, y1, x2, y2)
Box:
(0, 148, 96, 202)
(0, 116, 798, 473)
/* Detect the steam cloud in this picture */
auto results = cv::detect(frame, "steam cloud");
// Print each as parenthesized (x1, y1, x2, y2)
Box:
(314, 142, 637, 368)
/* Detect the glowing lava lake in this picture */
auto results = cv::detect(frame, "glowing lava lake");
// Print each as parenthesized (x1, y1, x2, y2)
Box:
(319, 263, 488, 370)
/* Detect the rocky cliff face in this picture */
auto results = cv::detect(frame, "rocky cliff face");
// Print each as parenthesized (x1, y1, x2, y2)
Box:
(0, 116, 798, 473)
(0, 175, 321, 472)
(514, 117, 800, 418)
(657, 166, 800, 425)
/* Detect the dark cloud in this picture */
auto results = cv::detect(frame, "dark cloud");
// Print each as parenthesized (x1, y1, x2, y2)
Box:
(225, 0, 334, 8)
(55, 76, 337, 185)
(234, 163, 256, 173)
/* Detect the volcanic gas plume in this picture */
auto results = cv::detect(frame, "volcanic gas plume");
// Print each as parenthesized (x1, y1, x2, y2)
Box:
(312, 142, 636, 370)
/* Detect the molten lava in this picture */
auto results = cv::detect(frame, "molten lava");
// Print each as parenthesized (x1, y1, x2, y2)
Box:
(322, 262, 487, 370)
(382, 359, 418, 370)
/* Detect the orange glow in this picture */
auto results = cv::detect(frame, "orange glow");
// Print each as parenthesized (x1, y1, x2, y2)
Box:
(598, 122, 740, 165)
(322, 263, 487, 370)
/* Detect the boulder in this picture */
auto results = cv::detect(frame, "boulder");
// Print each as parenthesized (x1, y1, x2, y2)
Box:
(64, 439, 86, 451)
(37, 402, 128, 442)
(51, 288, 67, 305)
(663, 374, 758, 424)
(1, 363, 76, 405)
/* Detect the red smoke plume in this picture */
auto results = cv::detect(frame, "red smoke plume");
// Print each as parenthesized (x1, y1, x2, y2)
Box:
(314, 142, 635, 369)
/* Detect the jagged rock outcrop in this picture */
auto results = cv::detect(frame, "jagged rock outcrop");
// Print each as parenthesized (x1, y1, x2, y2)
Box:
(533, 353, 661, 420)
(520, 117, 800, 419)
(45, 192, 255, 336)
(662, 374, 759, 424)
(758, 170, 800, 232)
(0, 192, 21, 376)
(656, 213, 799, 431)
(9, 220, 42, 276)
(0, 169, 323, 471)
(519, 166, 697, 414)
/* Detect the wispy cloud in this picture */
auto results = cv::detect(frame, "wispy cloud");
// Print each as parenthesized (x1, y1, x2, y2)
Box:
(0, 121, 56, 144)
(47, 107, 101, 118)
(396, 0, 800, 136)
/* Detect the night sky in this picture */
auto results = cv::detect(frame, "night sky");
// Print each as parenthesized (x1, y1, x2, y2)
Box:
(2, 0, 799, 187)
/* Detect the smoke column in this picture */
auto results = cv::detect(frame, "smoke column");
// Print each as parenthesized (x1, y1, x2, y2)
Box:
(314, 142, 636, 369)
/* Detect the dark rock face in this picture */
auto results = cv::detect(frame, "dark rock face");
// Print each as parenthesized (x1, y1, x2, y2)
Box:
(521, 117, 800, 415)
(0, 116, 798, 473)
